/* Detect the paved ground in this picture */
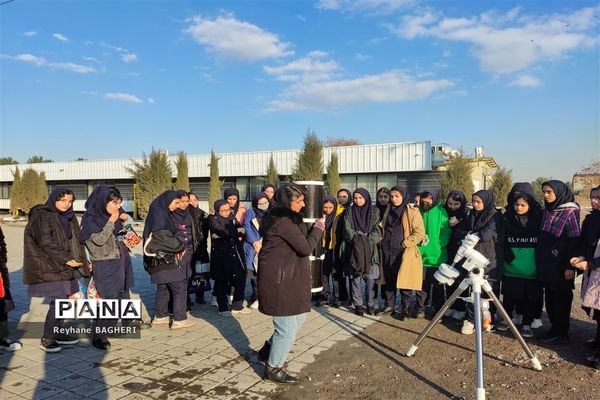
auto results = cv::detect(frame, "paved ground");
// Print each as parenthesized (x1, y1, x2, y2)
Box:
(0, 223, 378, 400)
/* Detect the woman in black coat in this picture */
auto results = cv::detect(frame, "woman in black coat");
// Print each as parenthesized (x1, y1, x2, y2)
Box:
(143, 190, 195, 330)
(23, 187, 89, 352)
(256, 184, 325, 383)
(208, 199, 248, 316)
(454, 190, 503, 334)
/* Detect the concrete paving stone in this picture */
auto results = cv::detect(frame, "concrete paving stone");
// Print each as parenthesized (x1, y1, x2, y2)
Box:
(14, 362, 47, 379)
(138, 365, 179, 381)
(39, 391, 85, 400)
(203, 354, 230, 365)
(204, 367, 238, 383)
(51, 372, 92, 390)
(180, 361, 215, 377)
(97, 370, 137, 386)
(130, 380, 178, 398)
(116, 375, 154, 392)
(90, 386, 133, 400)
(20, 382, 63, 400)
(226, 372, 262, 392)
(246, 380, 280, 394)
(125, 361, 160, 376)
(161, 387, 202, 400)
(159, 370, 198, 387)
(68, 378, 108, 396)
(0, 388, 20, 399)
(204, 385, 244, 400)
(286, 360, 308, 374)
(60, 359, 97, 373)
(3, 375, 42, 394)
(160, 357, 202, 371)
(38, 366, 74, 383)
(304, 345, 330, 356)
(117, 393, 153, 400)
(0, 371, 30, 385)
(236, 390, 269, 400)
(81, 364, 114, 380)
(184, 376, 222, 394)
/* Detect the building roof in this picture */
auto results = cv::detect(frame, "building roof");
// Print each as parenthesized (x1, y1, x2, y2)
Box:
(0, 141, 432, 182)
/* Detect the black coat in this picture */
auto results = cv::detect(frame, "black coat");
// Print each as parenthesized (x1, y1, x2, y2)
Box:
(207, 215, 246, 281)
(454, 210, 504, 280)
(190, 207, 210, 264)
(143, 229, 186, 275)
(258, 206, 322, 316)
(23, 205, 88, 285)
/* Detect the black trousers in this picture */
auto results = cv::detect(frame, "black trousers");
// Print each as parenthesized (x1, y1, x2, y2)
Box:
(156, 280, 187, 321)
(214, 276, 245, 312)
(502, 277, 540, 326)
(416, 268, 445, 312)
(382, 263, 401, 309)
(543, 280, 574, 336)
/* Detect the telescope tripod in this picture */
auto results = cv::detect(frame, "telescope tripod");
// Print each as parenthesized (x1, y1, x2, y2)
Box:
(405, 267, 542, 400)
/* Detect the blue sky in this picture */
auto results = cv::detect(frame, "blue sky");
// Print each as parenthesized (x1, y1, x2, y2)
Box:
(1, 0, 598, 182)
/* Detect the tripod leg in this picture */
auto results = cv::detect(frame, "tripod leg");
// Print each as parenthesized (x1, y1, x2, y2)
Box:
(405, 278, 470, 357)
(482, 282, 542, 371)
(473, 288, 486, 400)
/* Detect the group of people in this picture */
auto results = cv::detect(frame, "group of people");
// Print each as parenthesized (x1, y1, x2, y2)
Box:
(0, 179, 599, 383)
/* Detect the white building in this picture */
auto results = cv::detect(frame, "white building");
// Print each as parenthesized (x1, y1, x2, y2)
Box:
(0, 141, 441, 212)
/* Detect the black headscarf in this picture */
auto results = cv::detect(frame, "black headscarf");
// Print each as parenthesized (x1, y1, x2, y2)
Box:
(504, 183, 541, 229)
(80, 185, 124, 242)
(171, 190, 191, 226)
(471, 190, 496, 231)
(444, 190, 468, 220)
(212, 199, 232, 230)
(388, 186, 409, 225)
(323, 195, 338, 232)
(251, 191, 269, 223)
(542, 180, 575, 212)
(337, 188, 352, 209)
(261, 183, 276, 194)
(224, 188, 241, 213)
(582, 186, 600, 248)
(375, 187, 390, 219)
(46, 187, 75, 239)
(420, 189, 439, 205)
(143, 190, 181, 240)
(351, 188, 372, 234)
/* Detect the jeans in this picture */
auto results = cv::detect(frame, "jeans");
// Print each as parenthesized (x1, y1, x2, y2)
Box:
(267, 313, 307, 368)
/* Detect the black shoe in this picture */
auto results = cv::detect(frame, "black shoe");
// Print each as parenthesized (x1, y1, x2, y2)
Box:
(54, 334, 79, 345)
(92, 337, 111, 351)
(586, 337, 600, 348)
(539, 334, 569, 345)
(258, 341, 271, 363)
(332, 301, 341, 308)
(315, 299, 326, 307)
(0, 338, 22, 351)
(354, 306, 364, 317)
(416, 309, 425, 319)
(264, 364, 298, 384)
(196, 297, 206, 304)
(375, 306, 393, 316)
(366, 307, 375, 316)
(40, 337, 62, 353)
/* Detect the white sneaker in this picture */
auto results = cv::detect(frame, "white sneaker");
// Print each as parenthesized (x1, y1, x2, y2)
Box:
(171, 319, 196, 330)
(250, 301, 259, 310)
(227, 295, 233, 305)
(219, 311, 232, 317)
(0, 338, 22, 351)
(152, 316, 169, 326)
(444, 309, 456, 318)
(211, 297, 218, 307)
(452, 311, 466, 320)
(461, 320, 475, 335)
(231, 307, 252, 315)
(531, 318, 543, 329)
(512, 313, 523, 325)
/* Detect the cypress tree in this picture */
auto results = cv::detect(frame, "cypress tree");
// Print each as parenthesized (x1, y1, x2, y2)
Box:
(208, 150, 222, 212)
(440, 153, 475, 200)
(490, 167, 513, 208)
(10, 166, 21, 216)
(265, 154, 279, 187)
(174, 150, 190, 192)
(292, 131, 324, 181)
(20, 168, 47, 214)
(127, 149, 173, 219)
(326, 152, 342, 195)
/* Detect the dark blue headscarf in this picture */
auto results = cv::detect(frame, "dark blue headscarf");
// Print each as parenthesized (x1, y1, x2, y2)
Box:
(142, 190, 181, 240)
(323, 195, 338, 232)
(351, 188, 372, 234)
(171, 190, 191, 226)
(388, 186, 410, 225)
(46, 187, 75, 239)
(80, 185, 124, 242)
(542, 180, 575, 212)
(224, 188, 241, 213)
(251, 191, 269, 223)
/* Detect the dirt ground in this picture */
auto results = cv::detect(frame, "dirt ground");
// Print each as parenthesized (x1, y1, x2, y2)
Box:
(273, 296, 600, 400)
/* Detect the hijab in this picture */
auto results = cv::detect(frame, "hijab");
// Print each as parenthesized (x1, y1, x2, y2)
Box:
(224, 188, 241, 213)
(388, 186, 409, 226)
(46, 187, 75, 239)
(470, 190, 496, 231)
(337, 189, 352, 209)
(80, 185, 124, 242)
(582, 186, 600, 248)
(444, 190, 468, 220)
(375, 187, 390, 219)
(142, 190, 181, 240)
(542, 180, 575, 212)
(323, 195, 338, 233)
(251, 191, 269, 223)
(504, 183, 541, 230)
(171, 190, 191, 226)
(351, 188, 372, 234)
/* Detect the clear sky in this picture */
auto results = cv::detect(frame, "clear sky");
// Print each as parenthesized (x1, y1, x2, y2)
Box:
(1, 0, 598, 182)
